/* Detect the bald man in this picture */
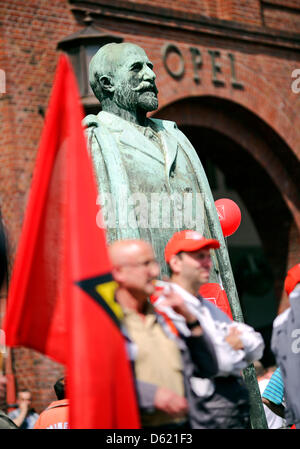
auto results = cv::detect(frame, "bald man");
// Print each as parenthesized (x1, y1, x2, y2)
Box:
(109, 239, 218, 429)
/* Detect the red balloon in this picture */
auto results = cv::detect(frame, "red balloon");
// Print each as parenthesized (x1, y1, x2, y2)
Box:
(215, 198, 241, 237)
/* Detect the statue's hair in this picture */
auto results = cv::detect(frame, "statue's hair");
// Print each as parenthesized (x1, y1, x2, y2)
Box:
(89, 43, 117, 102)
(89, 42, 141, 102)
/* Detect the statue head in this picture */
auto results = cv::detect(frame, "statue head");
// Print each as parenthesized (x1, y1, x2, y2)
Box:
(89, 43, 158, 117)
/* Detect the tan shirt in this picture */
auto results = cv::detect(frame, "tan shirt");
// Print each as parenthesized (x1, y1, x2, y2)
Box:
(123, 304, 185, 427)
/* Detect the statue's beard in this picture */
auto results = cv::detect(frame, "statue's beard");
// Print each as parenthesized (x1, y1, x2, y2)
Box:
(114, 82, 158, 113)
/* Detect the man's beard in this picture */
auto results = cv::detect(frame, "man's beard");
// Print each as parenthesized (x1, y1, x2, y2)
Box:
(137, 90, 158, 112)
(114, 81, 158, 113)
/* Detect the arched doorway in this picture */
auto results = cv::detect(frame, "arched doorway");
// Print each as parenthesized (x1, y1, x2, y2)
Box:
(154, 96, 299, 366)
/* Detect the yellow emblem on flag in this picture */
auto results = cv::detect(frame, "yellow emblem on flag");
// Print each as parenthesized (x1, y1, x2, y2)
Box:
(95, 280, 123, 321)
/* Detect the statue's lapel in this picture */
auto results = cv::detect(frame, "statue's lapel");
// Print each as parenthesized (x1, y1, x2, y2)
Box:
(97, 111, 165, 164)
(96, 111, 179, 171)
(119, 126, 165, 165)
(157, 128, 178, 178)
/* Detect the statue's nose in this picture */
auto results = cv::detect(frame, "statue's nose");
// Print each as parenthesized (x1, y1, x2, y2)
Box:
(142, 64, 156, 81)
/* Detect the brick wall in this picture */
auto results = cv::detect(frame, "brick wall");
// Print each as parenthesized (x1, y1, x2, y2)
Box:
(1, 0, 300, 413)
(262, 1, 300, 33)
(10, 348, 64, 413)
(93, 0, 262, 25)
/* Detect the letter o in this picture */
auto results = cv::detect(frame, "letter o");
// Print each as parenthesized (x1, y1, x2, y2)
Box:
(162, 43, 185, 79)
(291, 329, 300, 354)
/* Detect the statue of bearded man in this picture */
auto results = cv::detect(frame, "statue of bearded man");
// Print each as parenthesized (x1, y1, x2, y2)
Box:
(83, 42, 234, 290)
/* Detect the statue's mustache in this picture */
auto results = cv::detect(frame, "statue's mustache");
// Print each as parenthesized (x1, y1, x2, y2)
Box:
(132, 81, 158, 95)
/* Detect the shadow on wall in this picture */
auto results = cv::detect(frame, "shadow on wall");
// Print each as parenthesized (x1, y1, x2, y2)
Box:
(230, 248, 277, 367)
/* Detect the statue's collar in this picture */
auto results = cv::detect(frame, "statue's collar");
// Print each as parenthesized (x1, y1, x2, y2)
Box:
(96, 110, 158, 132)
(88, 111, 179, 175)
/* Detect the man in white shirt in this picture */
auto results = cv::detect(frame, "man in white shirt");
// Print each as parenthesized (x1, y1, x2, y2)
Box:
(152, 229, 265, 428)
(254, 362, 285, 429)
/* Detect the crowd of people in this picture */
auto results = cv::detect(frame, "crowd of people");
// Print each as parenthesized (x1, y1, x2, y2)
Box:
(0, 223, 299, 429)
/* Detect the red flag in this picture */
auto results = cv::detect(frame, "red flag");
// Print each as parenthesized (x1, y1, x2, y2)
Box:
(3, 55, 140, 429)
(199, 283, 233, 320)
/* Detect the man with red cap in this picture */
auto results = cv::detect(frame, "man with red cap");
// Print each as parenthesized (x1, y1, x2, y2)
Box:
(271, 263, 300, 429)
(152, 230, 264, 429)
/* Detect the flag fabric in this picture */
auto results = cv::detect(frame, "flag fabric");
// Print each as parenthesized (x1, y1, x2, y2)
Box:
(3, 55, 140, 429)
(199, 283, 233, 320)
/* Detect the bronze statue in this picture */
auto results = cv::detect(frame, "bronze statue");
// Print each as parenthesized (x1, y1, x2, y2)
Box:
(83, 42, 267, 428)
(84, 43, 231, 289)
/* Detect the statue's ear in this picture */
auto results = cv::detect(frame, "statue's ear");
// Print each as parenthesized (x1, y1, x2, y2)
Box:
(99, 75, 115, 93)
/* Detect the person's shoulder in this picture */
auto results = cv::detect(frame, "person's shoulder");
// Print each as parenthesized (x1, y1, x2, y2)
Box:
(0, 410, 18, 429)
(201, 297, 232, 323)
(46, 400, 69, 410)
(273, 308, 291, 329)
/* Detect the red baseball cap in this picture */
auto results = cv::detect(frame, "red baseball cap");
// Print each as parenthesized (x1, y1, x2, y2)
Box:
(164, 230, 220, 263)
(284, 263, 300, 296)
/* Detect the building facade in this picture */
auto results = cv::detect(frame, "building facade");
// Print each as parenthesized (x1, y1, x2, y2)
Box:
(0, 0, 299, 413)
